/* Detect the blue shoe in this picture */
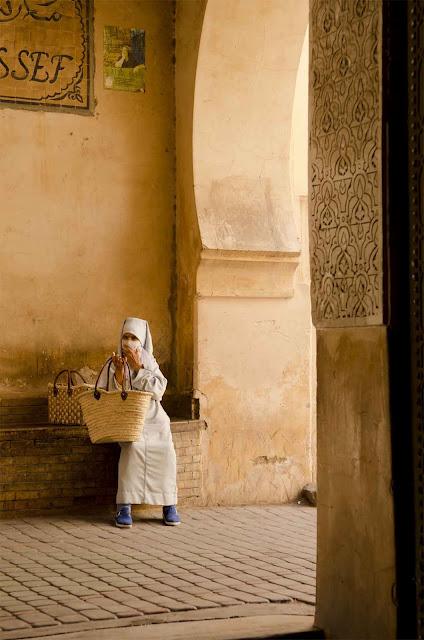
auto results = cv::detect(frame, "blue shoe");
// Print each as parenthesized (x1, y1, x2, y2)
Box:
(114, 505, 133, 528)
(163, 505, 181, 526)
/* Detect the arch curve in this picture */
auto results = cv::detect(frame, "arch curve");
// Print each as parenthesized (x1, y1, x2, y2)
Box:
(193, 0, 309, 254)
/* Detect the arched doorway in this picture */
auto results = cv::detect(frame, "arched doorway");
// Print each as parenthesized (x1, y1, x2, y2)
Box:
(191, 0, 313, 507)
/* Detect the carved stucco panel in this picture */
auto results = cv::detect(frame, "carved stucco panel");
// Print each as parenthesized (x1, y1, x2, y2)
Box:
(309, 0, 383, 326)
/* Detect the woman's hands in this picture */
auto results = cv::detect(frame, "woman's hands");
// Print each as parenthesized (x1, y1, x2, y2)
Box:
(112, 347, 143, 386)
(122, 346, 143, 373)
(112, 352, 126, 386)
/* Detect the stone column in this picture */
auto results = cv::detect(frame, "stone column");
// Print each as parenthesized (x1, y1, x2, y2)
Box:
(309, 1, 396, 637)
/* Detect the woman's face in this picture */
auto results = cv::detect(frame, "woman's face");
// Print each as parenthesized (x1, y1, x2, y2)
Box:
(122, 332, 141, 352)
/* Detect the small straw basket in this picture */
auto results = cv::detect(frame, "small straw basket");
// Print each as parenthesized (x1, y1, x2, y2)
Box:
(48, 370, 93, 426)
(79, 357, 152, 444)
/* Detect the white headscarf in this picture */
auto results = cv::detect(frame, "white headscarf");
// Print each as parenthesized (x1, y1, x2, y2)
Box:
(118, 317, 153, 355)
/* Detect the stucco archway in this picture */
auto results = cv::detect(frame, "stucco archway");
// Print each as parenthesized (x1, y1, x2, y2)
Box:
(179, 0, 313, 506)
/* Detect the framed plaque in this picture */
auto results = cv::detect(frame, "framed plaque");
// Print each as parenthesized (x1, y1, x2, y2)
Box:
(0, 0, 93, 113)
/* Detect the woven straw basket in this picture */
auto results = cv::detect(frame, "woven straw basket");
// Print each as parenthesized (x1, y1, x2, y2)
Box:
(79, 357, 152, 444)
(48, 370, 93, 426)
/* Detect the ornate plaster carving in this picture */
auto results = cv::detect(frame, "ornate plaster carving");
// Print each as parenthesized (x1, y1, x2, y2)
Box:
(309, 0, 383, 326)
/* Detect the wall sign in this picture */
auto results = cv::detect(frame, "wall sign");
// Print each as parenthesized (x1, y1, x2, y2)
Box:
(103, 26, 145, 93)
(0, 0, 93, 113)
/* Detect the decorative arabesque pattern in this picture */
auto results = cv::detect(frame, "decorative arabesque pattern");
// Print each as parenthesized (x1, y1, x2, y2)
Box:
(408, 1, 424, 635)
(309, 0, 382, 326)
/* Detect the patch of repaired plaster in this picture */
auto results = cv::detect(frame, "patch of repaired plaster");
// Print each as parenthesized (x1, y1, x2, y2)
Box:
(202, 176, 299, 252)
(253, 455, 291, 465)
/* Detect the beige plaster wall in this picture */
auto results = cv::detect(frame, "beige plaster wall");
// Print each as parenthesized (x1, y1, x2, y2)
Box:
(0, 0, 175, 392)
(175, 0, 206, 393)
(193, 0, 308, 254)
(315, 326, 396, 639)
(290, 26, 308, 205)
(192, 0, 313, 504)
(196, 288, 314, 504)
(290, 28, 316, 481)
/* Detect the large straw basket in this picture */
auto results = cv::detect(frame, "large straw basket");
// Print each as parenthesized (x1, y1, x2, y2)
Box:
(79, 357, 152, 444)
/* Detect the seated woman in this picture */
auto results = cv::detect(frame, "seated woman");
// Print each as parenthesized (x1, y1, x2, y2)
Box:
(103, 317, 180, 528)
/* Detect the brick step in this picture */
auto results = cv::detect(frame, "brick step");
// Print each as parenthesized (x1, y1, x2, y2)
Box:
(0, 391, 199, 426)
(0, 396, 48, 425)
(0, 420, 206, 514)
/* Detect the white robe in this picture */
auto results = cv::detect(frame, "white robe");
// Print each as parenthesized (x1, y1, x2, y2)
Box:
(104, 348, 177, 506)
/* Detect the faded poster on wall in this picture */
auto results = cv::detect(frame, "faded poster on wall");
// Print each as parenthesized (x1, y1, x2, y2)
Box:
(103, 26, 145, 92)
(0, 0, 93, 113)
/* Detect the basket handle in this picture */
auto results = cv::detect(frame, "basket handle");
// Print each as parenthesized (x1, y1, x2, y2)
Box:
(53, 369, 73, 397)
(94, 357, 133, 401)
(69, 370, 87, 386)
(53, 369, 88, 397)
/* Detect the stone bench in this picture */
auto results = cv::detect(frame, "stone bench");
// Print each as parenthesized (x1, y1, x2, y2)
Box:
(0, 419, 206, 514)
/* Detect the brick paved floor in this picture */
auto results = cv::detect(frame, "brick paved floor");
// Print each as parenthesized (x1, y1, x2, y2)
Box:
(0, 505, 316, 639)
